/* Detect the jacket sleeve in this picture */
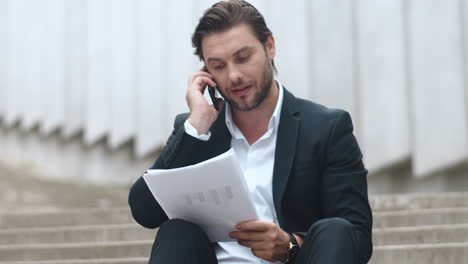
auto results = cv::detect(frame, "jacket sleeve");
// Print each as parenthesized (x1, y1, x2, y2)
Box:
(128, 114, 188, 229)
(320, 110, 373, 263)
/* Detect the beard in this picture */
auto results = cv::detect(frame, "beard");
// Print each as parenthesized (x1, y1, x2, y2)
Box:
(224, 52, 274, 112)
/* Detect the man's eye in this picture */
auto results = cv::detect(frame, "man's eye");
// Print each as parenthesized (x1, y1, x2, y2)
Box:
(238, 56, 249, 62)
(214, 64, 224, 70)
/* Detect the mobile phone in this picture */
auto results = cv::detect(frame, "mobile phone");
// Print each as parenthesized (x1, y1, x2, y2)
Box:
(208, 85, 221, 111)
(203, 66, 223, 111)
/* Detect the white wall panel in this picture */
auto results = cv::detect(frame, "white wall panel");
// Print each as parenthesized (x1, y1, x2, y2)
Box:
(39, 0, 66, 135)
(0, 0, 9, 121)
(308, 0, 357, 119)
(84, 0, 112, 144)
(463, 0, 468, 145)
(159, 2, 195, 135)
(408, 0, 468, 176)
(63, 0, 87, 138)
(4, 0, 22, 127)
(13, 0, 29, 129)
(134, 0, 164, 157)
(15, 128, 39, 171)
(2, 0, 468, 183)
(108, 0, 137, 149)
(82, 140, 151, 184)
(1, 127, 21, 163)
(21, 0, 42, 130)
(17, 128, 43, 175)
(268, 0, 310, 98)
(32, 1, 48, 131)
(0, 126, 5, 157)
(356, 0, 410, 170)
(52, 134, 85, 182)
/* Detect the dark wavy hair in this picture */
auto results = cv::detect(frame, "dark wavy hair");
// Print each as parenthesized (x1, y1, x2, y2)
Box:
(192, 0, 277, 73)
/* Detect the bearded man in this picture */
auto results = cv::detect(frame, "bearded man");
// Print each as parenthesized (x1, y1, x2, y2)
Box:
(129, 1, 373, 263)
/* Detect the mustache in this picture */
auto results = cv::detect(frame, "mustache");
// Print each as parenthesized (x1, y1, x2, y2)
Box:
(228, 80, 256, 91)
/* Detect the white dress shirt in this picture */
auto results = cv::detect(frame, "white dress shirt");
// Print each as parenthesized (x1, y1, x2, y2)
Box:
(184, 81, 284, 264)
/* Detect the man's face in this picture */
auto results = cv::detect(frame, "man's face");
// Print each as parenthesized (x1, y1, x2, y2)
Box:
(202, 24, 276, 112)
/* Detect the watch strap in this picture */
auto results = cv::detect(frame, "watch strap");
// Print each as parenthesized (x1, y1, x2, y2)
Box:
(285, 232, 299, 263)
(288, 232, 298, 246)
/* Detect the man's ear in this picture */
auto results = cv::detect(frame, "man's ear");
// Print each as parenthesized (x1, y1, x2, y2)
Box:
(265, 35, 276, 60)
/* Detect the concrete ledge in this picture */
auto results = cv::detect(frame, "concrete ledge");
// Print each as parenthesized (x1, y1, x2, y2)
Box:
(0, 257, 148, 264)
(0, 241, 153, 261)
(0, 208, 134, 229)
(370, 192, 468, 211)
(371, 242, 468, 264)
(0, 224, 157, 245)
(0, 161, 130, 212)
(373, 224, 468, 245)
(373, 207, 468, 228)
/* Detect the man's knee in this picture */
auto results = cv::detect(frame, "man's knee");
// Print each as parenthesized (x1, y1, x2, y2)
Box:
(158, 218, 207, 241)
(299, 217, 363, 263)
(308, 217, 354, 238)
(149, 219, 217, 264)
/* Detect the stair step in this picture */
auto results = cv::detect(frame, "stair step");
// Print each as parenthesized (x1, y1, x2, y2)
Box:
(0, 208, 133, 228)
(370, 192, 468, 211)
(0, 161, 129, 213)
(4, 206, 468, 229)
(371, 242, 468, 264)
(373, 224, 468, 245)
(5, 222, 466, 246)
(373, 207, 468, 228)
(0, 224, 157, 245)
(0, 258, 148, 264)
(0, 241, 153, 261)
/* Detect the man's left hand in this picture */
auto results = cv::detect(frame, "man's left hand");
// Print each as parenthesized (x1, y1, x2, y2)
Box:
(229, 220, 290, 262)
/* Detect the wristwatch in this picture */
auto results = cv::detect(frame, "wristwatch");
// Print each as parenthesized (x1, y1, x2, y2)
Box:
(284, 232, 300, 263)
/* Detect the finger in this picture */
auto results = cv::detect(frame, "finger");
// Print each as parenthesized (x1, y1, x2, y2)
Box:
(190, 74, 215, 88)
(237, 240, 266, 250)
(194, 71, 213, 79)
(229, 230, 263, 241)
(191, 76, 217, 90)
(236, 220, 271, 232)
(188, 71, 214, 85)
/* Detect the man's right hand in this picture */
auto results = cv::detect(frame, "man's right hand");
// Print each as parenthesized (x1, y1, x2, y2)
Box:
(186, 67, 220, 135)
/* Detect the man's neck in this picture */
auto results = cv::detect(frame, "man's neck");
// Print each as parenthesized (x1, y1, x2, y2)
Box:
(231, 81, 279, 145)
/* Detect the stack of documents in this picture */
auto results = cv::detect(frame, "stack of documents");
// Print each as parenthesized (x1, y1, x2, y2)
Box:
(143, 149, 258, 242)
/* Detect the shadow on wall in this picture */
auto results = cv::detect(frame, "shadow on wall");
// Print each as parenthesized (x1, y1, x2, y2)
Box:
(0, 120, 158, 186)
(368, 158, 468, 195)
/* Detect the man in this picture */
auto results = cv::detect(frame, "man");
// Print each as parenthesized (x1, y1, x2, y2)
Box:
(128, 0, 373, 263)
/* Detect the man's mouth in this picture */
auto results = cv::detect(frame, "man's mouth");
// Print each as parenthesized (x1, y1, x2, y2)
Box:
(231, 85, 252, 96)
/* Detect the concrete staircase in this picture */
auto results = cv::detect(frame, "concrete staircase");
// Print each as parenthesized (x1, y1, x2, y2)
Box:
(0, 208, 154, 263)
(370, 193, 468, 263)
(0, 193, 466, 263)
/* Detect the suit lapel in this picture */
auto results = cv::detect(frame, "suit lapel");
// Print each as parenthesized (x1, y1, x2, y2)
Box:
(207, 103, 231, 158)
(272, 88, 300, 226)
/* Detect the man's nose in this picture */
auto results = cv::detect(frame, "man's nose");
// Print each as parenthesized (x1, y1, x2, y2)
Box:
(228, 65, 242, 85)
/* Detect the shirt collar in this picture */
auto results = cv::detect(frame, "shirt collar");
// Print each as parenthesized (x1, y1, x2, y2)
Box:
(225, 79, 284, 140)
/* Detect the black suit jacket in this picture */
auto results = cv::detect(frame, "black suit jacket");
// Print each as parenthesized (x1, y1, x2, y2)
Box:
(128, 88, 372, 262)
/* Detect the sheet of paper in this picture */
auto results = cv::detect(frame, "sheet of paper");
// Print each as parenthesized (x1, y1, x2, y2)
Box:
(143, 148, 258, 242)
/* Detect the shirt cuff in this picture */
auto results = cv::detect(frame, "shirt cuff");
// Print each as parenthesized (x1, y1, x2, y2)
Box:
(184, 119, 211, 141)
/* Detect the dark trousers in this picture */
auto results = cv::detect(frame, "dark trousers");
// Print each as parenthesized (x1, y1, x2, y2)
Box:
(148, 218, 363, 264)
